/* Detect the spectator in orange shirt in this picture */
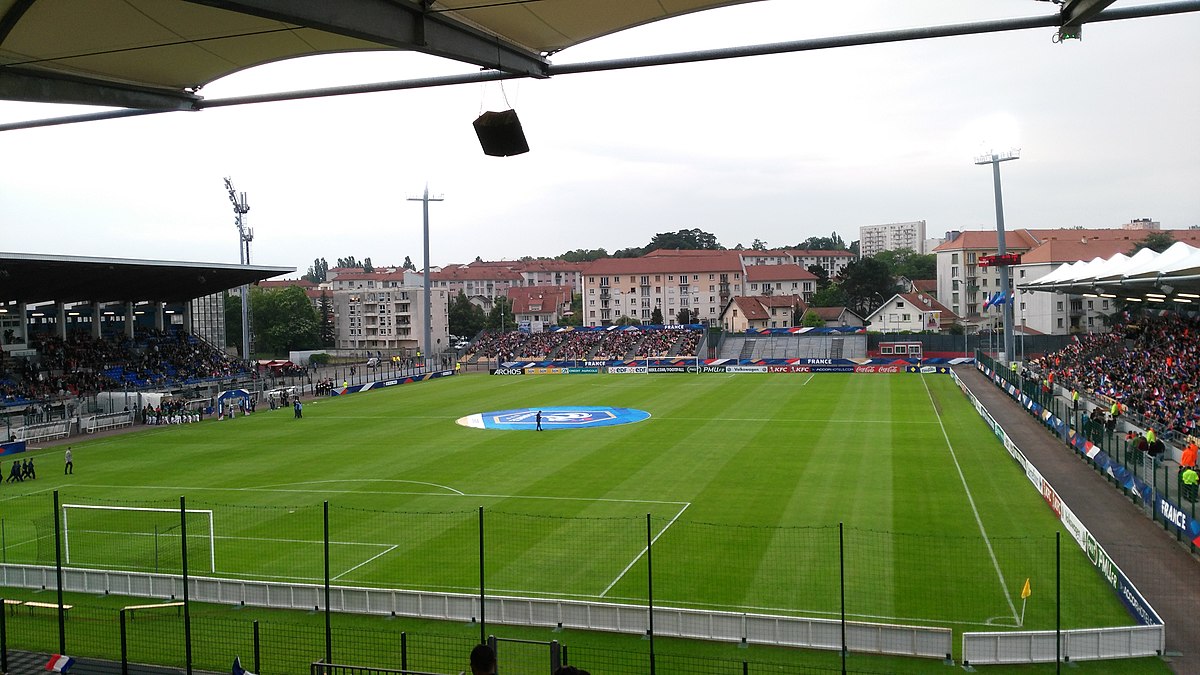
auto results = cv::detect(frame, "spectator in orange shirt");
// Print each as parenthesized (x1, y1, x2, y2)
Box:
(1182, 439, 1198, 469)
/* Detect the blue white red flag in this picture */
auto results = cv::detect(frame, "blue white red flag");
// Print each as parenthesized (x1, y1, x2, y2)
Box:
(45, 654, 75, 673)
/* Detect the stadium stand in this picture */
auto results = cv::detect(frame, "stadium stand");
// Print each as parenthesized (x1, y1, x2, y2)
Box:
(719, 334, 867, 361)
(464, 328, 705, 362)
(1027, 313, 1200, 439)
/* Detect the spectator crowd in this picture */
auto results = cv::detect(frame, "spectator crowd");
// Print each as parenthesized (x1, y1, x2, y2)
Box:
(1028, 313, 1200, 437)
(464, 328, 704, 362)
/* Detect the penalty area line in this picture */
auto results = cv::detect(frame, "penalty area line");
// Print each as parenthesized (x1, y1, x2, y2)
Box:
(599, 502, 690, 598)
(333, 544, 399, 581)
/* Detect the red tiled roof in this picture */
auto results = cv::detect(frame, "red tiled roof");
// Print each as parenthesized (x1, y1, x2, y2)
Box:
(259, 278, 315, 288)
(583, 255, 740, 275)
(331, 271, 404, 282)
(745, 264, 817, 282)
(810, 306, 853, 321)
(911, 279, 937, 294)
(932, 230, 1040, 252)
(507, 285, 572, 314)
(429, 266, 523, 282)
(897, 292, 958, 321)
(514, 260, 584, 273)
(731, 296, 770, 320)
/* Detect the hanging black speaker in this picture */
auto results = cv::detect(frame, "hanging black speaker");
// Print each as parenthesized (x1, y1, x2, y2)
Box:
(473, 109, 530, 157)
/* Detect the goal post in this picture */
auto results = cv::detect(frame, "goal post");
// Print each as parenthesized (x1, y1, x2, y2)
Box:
(61, 504, 215, 573)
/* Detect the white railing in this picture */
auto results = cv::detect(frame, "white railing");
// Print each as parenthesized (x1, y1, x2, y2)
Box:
(10, 419, 72, 442)
(80, 411, 134, 433)
(0, 563, 951, 660)
(963, 625, 1164, 665)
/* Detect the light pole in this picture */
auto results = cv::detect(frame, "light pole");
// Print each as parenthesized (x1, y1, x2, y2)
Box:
(408, 185, 443, 369)
(975, 149, 1019, 365)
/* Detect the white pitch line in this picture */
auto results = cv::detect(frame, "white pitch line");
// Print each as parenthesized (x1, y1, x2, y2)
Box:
(333, 544, 398, 581)
(69, 484, 689, 507)
(651, 417, 937, 424)
(599, 502, 690, 598)
(920, 375, 1020, 624)
(258, 479, 465, 495)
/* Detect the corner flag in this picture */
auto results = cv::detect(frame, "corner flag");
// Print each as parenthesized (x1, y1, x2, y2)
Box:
(1021, 578, 1031, 599)
(233, 656, 256, 675)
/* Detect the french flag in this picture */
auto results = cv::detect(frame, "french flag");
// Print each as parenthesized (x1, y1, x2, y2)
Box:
(45, 654, 75, 673)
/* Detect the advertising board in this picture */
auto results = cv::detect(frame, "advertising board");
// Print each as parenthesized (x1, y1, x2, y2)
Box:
(525, 367, 567, 375)
(567, 367, 600, 374)
(648, 366, 689, 373)
(767, 365, 810, 373)
(491, 368, 524, 376)
(726, 365, 768, 374)
(687, 365, 727, 374)
(608, 366, 647, 374)
(853, 365, 903, 374)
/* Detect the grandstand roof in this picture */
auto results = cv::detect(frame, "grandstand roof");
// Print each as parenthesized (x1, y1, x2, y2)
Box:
(0, 252, 292, 305)
(1023, 241, 1200, 301)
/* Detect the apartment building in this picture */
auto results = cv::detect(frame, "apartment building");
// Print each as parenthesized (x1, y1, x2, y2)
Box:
(859, 220, 928, 258)
(331, 285, 449, 352)
(580, 252, 743, 327)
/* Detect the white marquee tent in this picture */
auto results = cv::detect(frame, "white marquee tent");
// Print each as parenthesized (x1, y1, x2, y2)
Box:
(1021, 242, 1200, 304)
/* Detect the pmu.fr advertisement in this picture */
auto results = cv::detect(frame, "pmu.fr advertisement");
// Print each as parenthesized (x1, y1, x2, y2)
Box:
(687, 365, 727, 373)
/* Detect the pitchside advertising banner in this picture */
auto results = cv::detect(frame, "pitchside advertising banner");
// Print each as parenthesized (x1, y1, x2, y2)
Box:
(951, 368, 1163, 627)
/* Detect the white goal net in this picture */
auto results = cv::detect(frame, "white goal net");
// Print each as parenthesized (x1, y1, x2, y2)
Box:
(61, 504, 215, 573)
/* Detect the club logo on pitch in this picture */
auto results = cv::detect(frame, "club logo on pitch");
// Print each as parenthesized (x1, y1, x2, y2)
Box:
(492, 410, 616, 426)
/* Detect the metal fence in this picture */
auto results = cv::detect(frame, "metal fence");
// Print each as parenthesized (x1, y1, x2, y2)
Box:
(0, 486, 1146, 674)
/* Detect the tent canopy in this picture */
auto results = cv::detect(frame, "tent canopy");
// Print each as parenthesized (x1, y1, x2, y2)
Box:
(0, 0, 759, 109)
(1022, 242, 1200, 302)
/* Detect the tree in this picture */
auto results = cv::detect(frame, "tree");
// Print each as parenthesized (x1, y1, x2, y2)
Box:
(302, 257, 328, 284)
(250, 286, 321, 355)
(614, 314, 640, 326)
(1131, 231, 1175, 254)
(651, 307, 664, 325)
(751, 238, 768, 251)
(807, 264, 831, 289)
(801, 310, 826, 327)
(872, 248, 936, 281)
(808, 284, 848, 307)
(485, 296, 514, 332)
(839, 257, 898, 315)
(676, 308, 692, 324)
(402, 256, 417, 271)
(795, 232, 847, 251)
(557, 248, 608, 262)
(449, 291, 486, 337)
(562, 293, 583, 327)
(612, 246, 645, 258)
(362, 257, 374, 273)
(647, 228, 723, 251)
(336, 256, 360, 269)
(317, 291, 335, 348)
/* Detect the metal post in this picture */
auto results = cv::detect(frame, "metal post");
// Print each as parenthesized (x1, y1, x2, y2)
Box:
(408, 186, 443, 366)
(839, 522, 847, 675)
(401, 631, 407, 671)
(120, 610, 128, 675)
(1, 593, 8, 674)
(479, 505, 486, 646)
(253, 620, 261, 674)
(647, 513, 655, 675)
(52, 490, 65, 655)
(1056, 531, 1061, 673)
(324, 500, 332, 667)
(976, 150, 1019, 364)
(180, 496, 193, 675)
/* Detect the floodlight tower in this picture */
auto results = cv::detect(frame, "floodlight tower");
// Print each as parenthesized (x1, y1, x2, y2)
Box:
(224, 177, 253, 359)
(974, 149, 1019, 365)
(407, 185, 444, 368)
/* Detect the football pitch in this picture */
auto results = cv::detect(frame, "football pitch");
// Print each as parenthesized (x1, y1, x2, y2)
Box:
(0, 371, 1132, 636)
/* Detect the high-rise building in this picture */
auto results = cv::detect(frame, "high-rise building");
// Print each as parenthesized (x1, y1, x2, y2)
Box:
(859, 220, 928, 258)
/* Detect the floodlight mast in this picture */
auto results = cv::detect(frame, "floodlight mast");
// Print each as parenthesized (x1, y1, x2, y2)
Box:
(974, 150, 1020, 365)
(224, 177, 253, 359)
(407, 185, 444, 369)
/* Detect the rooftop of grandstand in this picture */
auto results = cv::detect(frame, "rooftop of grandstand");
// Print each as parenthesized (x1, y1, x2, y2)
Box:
(0, 252, 292, 304)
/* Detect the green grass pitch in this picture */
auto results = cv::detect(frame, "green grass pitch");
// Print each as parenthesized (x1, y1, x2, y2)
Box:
(1, 372, 1133, 639)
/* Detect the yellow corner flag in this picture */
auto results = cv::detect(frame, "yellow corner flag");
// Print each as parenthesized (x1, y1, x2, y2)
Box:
(1021, 578, 1032, 599)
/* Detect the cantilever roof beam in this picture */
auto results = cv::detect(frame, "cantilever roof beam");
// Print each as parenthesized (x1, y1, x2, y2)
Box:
(184, 0, 550, 77)
(1061, 0, 1119, 27)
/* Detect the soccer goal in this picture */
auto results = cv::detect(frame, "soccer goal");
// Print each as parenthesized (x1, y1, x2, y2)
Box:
(61, 504, 215, 574)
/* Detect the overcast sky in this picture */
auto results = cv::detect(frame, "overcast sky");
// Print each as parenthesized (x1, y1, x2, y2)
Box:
(2, 0, 1198, 275)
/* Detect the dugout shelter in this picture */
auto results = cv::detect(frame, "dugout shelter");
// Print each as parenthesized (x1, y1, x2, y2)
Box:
(0, 252, 292, 352)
